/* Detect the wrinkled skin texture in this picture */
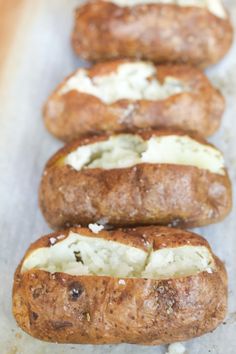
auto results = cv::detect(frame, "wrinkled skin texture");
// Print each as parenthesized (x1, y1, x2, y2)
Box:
(72, 1, 233, 68)
(44, 62, 225, 142)
(12, 226, 227, 344)
(39, 130, 232, 230)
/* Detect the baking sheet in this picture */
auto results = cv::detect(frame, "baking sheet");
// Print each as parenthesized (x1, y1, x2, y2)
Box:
(0, 1, 236, 353)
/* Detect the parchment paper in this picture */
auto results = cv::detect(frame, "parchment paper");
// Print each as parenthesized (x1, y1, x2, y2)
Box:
(0, 1, 235, 353)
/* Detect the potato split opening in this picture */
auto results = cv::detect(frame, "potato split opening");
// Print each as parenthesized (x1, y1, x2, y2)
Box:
(21, 232, 215, 279)
(59, 62, 189, 103)
(104, 0, 226, 19)
(64, 134, 225, 175)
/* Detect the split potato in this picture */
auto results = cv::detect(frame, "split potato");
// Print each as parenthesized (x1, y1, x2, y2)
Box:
(39, 130, 232, 229)
(13, 226, 227, 344)
(44, 61, 225, 142)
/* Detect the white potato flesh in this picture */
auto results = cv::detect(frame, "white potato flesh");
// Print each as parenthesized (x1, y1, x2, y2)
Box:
(143, 246, 214, 278)
(105, 0, 226, 19)
(22, 232, 215, 279)
(59, 62, 189, 103)
(22, 233, 147, 278)
(64, 134, 225, 175)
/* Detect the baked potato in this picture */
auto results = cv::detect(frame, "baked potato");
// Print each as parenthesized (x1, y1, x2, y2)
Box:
(44, 60, 225, 142)
(39, 130, 232, 229)
(72, 0, 233, 67)
(12, 225, 227, 344)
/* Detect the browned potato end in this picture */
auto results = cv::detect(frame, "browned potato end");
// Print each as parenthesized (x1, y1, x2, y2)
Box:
(72, 1, 233, 67)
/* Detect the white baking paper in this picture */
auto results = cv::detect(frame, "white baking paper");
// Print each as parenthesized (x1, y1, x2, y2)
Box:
(0, 1, 235, 353)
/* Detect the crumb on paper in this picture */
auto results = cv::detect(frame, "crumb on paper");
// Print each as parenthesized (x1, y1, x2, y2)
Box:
(15, 332, 22, 339)
(88, 223, 104, 234)
(166, 342, 186, 354)
(118, 279, 126, 285)
(7, 346, 18, 354)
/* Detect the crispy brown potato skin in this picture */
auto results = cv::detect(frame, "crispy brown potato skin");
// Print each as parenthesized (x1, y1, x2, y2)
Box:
(13, 226, 227, 344)
(43, 62, 225, 142)
(72, 1, 233, 68)
(39, 130, 232, 230)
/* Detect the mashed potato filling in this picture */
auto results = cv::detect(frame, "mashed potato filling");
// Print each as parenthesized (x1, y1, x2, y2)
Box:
(64, 134, 225, 175)
(59, 62, 189, 103)
(22, 232, 215, 279)
(105, 0, 226, 19)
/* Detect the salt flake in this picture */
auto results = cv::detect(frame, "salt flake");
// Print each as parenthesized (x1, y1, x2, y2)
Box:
(49, 237, 57, 245)
(88, 223, 104, 234)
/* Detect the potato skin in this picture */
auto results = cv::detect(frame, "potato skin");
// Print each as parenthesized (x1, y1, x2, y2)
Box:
(72, 1, 233, 68)
(39, 130, 232, 230)
(44, 61, 225, 142)
(12, 226, 227, 344)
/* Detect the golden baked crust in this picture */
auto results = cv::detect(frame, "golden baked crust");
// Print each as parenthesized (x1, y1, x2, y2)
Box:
(43, 61, 225, 142)
(39, 130, 232, 229)
(12, 226, 227, 344)
(72, 1, 233, 67)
